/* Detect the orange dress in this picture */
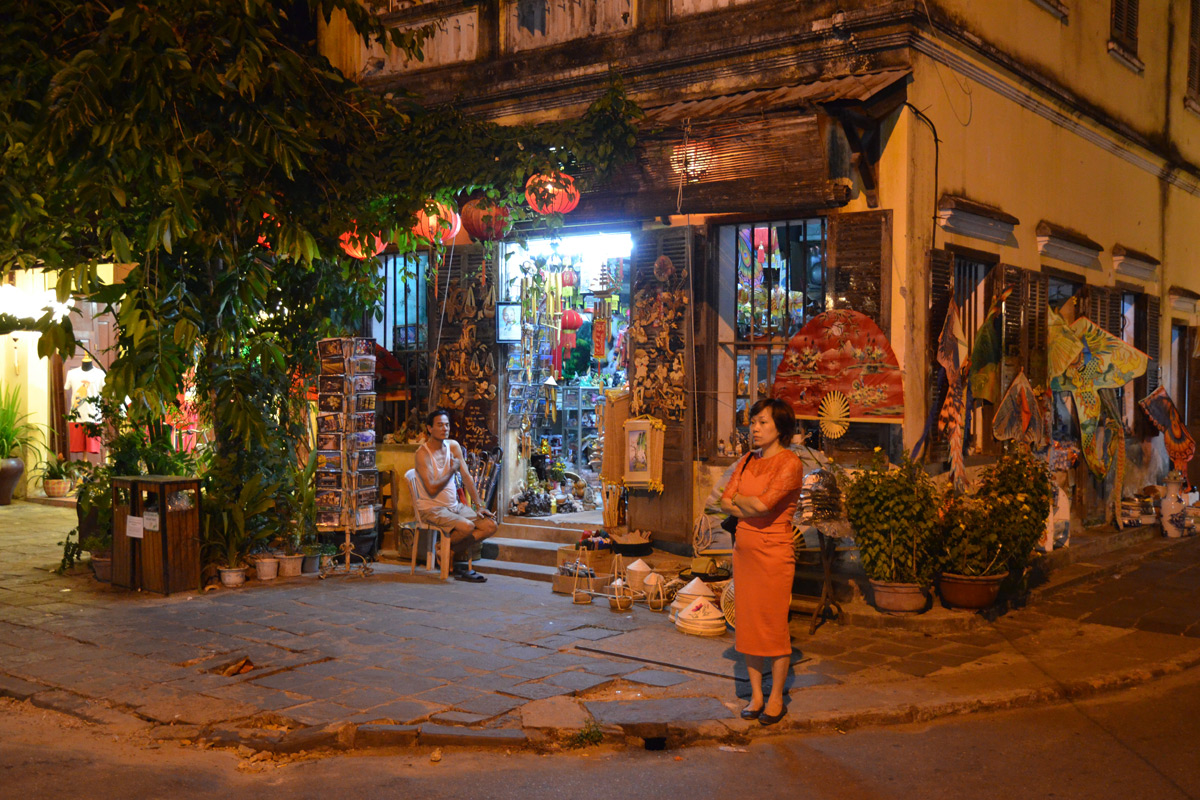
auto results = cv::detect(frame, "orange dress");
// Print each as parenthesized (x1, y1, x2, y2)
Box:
(722, 449, 805, 657)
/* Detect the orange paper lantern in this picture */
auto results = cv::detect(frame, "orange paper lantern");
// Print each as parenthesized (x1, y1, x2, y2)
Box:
(560, 308, 584, 331)
(461, 198, 511, 241)
(413, 200, 462, 245)
(560, 268, 579, 288)
(525, 172, 580, 215)
(339, 222, 386, 259)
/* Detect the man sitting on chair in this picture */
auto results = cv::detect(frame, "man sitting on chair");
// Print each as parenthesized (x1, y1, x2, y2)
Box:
(414, 408, 498, 582)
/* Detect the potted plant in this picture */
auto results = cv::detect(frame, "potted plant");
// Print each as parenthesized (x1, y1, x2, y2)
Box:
(300, 537, 322, 574)
(937, 492, 1008, 609)
(36, 453, 85, 498)
(841, 450, 940, 613)
(0, 385, 40, 505)
(937, 446, 1053, 609)
(250, 546, 279, 581)
(81, 532, 114, 582)
(319, 542, 339, 571)
(202, 474, 278, 587)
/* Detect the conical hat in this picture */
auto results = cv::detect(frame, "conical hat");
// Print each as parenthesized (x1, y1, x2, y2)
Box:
(626, 559, 651, 572)
(679, 577, 716, 598)
(677, 598, 723, 622)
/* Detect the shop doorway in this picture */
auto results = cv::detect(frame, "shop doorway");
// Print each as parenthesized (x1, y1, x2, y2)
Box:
(498, 231, 632, 523)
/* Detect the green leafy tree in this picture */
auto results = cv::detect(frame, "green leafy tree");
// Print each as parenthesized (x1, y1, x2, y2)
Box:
(3, 1, 639, 554)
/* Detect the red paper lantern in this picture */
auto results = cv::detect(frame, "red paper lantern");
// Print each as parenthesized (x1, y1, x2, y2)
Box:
(339, 222, 386, 259)
(560, 268, 579, 288)
(257, 212, 278, 249)
(525, 172, 580, 215)
(461, 198, 511, 242)
(561, 308, 584, 331)
(412, 200, 461, 245)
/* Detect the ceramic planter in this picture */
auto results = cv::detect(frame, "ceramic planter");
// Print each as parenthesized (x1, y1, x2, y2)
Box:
(91, 555, 112, 582)
(253, 556, 279, 581)
(868, 579, 928, 614)
(277, 554, 304, 577)
(0, 457, 25, 505)
(301, 555, 319, 574)
(1161, 473, 1189, 538)
(219, 567, 247, 588)
(938, 571, 1008, 610)
(43, 478, 72, 498)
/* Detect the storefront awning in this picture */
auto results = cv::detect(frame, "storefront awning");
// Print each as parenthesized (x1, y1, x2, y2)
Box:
(642, 68, 912, 125)
(577, 69, 911, 219)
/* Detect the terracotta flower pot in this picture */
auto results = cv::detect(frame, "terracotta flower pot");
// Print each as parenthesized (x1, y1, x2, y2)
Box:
(868, 579, 928, 614)
(938, 572, 1008, 610)
(254, 556, 279, 581)
(219, 567, 247, 588)
(277, 554, 304, 577)
(44, 478, 72, 498)
(91, 555, 112, 583)
(0, 457, 25, 505)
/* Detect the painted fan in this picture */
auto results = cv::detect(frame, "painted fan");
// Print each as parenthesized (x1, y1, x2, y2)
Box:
(818, 390, 850, 439)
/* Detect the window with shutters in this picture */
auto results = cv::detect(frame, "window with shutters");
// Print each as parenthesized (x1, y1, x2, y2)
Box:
(1171, 323, 1191, 416)
(714, 218, 825, 454)
(953, 253, 997, 452)
(384, 252, 429, 352)
(1047, 274, 1084, 311)
(1111, 0, 1139, 54)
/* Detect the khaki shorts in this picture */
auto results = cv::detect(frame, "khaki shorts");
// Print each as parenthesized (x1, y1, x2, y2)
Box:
(421, 501, 479, 532)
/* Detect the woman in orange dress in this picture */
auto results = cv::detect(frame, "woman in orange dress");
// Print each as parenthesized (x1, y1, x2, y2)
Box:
(720, 398, 805, 725)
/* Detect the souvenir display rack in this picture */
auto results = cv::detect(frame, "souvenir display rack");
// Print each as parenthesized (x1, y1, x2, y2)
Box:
(314, 336, 378, 578)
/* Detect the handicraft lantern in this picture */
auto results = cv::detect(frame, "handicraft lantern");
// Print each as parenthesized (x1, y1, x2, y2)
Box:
(460, 198, 511, 242)
(339, 223, 386, 260)
(525, 172, 580, 215)
(412, 199, 462, 245)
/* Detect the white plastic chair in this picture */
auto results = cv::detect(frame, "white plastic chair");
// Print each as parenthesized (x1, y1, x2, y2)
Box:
(403, 469, 452, 580)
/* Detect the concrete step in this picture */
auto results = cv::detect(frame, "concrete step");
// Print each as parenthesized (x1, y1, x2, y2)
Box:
(495, 518, 593, 545)
(472, 558, 556, 582)
(1036, 523, 1160, 574)
(479, 537, 563, 567)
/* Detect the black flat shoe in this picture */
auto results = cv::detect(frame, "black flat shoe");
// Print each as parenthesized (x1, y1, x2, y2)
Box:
(740, 705, 763, 720)
(758, 706, 787, 726)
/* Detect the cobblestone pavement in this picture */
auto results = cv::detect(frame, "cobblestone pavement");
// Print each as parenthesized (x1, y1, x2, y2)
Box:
(1034, 538, 1200, 637)
(3, 500, 1200, 748)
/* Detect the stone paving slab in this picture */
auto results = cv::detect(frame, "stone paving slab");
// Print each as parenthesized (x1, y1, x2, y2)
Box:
(4, 501, 1200, 754)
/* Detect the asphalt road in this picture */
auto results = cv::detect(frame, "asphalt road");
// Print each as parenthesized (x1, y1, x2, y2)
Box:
(4, 666, 1198, 800)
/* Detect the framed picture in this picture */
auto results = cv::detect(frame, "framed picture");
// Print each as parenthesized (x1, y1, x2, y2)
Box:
(508, 382, 525, 400)
(497, 303, 522, 343)
(622, 417, 664, 488)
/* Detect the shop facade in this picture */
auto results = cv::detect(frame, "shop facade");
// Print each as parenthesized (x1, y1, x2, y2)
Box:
(325, 0, 1200, 547)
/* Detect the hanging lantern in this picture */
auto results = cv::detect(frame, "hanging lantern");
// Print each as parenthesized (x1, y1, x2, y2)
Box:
(525, 172, 580, 215)
(257, 212, 279, 250)
(560, 307, 584, 350)
(560, 268, 579, 289)
(461, 198, 511, 241)
(339, 222, 386, 259)
(412, 199, 462, 245)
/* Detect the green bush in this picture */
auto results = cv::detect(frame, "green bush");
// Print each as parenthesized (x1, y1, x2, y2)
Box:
(841, 450, 940, 587)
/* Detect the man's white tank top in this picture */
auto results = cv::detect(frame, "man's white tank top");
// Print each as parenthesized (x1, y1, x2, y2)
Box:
(415, 441, 458, 511)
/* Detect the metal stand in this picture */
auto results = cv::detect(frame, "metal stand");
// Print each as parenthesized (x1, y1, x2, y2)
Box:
(319, 528, 373, 579)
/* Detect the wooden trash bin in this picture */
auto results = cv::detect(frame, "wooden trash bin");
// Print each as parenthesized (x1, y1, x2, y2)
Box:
(112, 476, 202, 595)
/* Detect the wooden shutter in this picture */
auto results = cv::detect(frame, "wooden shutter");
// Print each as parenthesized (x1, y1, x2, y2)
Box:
(1112, 0, 1139, 52)
(626, 226, 697, 546)
(827, 210, 892, 329)
(1190, 0, 1200, 97)
(927, 248, 954, 462)
(1146, 294, 1161, 393)
(1085, 285, 1122, 337)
